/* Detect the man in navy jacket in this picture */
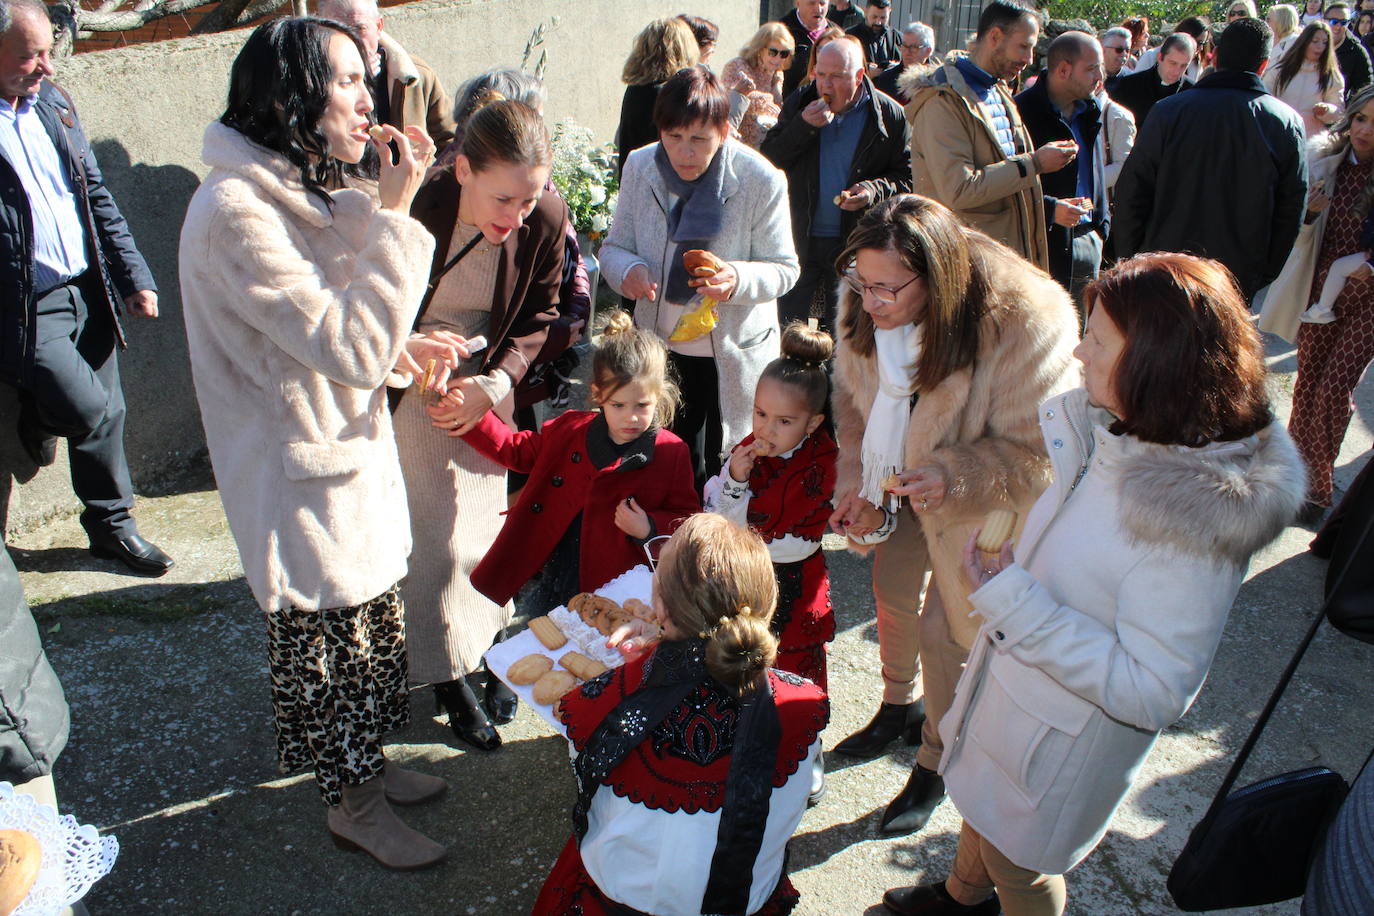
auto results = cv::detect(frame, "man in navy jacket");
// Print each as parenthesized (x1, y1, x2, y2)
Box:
(0, 0, 172, 574)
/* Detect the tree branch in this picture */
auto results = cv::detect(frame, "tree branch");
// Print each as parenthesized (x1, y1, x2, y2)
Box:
(77, 0, 212, 31)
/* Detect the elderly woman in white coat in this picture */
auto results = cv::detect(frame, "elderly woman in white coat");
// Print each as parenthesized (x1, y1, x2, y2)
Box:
(880, 253, 1305, 916)
(600, 65, 799, 487)
(179, 18, 449, 871)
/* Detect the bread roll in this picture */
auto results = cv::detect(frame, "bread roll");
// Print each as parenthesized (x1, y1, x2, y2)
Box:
(683, 249, 726, 277)
(0, 829, 41, 916)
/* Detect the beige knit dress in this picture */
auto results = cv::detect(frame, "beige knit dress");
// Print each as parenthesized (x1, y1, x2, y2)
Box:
(394, 218, 514, 684)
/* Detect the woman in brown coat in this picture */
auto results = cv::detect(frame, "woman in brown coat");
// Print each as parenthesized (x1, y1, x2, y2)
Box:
(393, 99, 566, 751)
(827, 195, 1079, 836)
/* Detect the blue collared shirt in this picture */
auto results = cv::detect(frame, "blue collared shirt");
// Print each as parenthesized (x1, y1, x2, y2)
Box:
(0, 96, 88, 292)
(814, 82, 870, 238)
(1064, 98, 1094, 214)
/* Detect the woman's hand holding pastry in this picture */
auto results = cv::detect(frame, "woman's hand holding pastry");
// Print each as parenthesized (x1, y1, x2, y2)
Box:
(374, 124, 431, 213)
(396, 332, 469, 393)
(891, 464, 947, 512)
(687, 261, 737, 301)
(963, 531, 1014, 591)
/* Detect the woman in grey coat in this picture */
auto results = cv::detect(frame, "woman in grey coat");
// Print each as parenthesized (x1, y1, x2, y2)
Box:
(600, 65, 799, 486)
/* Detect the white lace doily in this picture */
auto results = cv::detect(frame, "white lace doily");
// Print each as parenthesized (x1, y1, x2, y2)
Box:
(0, 781, 118, 916)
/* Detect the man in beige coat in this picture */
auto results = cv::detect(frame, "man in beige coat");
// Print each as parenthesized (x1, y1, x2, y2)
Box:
(318, 0, 457, 153)
(900, 0, 1076, 269)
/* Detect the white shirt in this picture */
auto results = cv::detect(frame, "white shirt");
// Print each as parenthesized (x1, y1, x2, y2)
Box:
(0, 95, 88, 292)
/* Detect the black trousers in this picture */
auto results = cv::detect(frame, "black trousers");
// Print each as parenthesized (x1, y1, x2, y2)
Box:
(776, 235, 845, 332)
(1048, 228, 1103, 330)
(668, 351, 723, 492)
(24, 279, 135, 540)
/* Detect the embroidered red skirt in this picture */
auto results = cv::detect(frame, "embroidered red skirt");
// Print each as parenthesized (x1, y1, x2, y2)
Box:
(771, 552, 832, 692)
(532, 835, 801, 916)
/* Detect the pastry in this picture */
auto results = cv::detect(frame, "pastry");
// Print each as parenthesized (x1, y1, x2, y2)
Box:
(683, 248, 726, 277)
(0, 829, 41, 916)
(976, 509, 1018, 554)
(507, 653, 554, 685)
(882, 472, 902, 491)
(754, 440, 774, 457)
(833, 193, 846, 206)
(532, 670, 579, 705)
(367, 124, 386, 141)
(570, 593, 624, 636)
(529, 615, 568, 650)
(623, 598, 653, 620)
(560, 651, 609, 681)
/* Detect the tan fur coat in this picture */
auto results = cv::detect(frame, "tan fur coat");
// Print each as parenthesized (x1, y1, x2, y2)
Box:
(833, 228, 1080, 647)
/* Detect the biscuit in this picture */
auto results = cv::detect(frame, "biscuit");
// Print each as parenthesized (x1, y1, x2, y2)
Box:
(623, 598, 653, 620)
(529, 615, 567, 650)
(977, 509, 1018, 554)
(367, 124, 386, 141)
(560, 651, 609, 681)
(570, 593, 623, 635)
(533, 670, 579, 705)
(507, 653, 554, 685)
(754, 440, 774, 457)
(0, 829, 41, 916)
(882, 472, 902, 492)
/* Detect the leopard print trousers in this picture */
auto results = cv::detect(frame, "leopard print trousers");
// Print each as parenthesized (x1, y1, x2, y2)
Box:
(266, 585, 410, 806)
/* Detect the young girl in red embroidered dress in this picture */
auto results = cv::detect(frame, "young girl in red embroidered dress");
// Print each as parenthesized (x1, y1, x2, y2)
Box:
(440, 311, 700, 617)
(703, 323, 838, 693)
(531, 514, 829, 916)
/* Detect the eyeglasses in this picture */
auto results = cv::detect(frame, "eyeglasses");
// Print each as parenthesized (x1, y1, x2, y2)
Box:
(843, 270, 922, 303)
(766, 47, 793, 59)
(1328, 16, 1352, 25)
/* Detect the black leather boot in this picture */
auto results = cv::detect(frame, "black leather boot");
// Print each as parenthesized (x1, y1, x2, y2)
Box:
(879, 763, 946, 836)
(882, 883, 1001, 915)
(483, 662, 518, 724)
(834, 699, 925, 758)
(433, 679, 501, 751)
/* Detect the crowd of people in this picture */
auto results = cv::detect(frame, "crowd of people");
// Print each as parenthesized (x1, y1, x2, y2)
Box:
(9, 0, 1374, 911)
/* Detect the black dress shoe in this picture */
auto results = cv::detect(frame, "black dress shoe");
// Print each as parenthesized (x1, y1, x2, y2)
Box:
(89, 534, 175, 575)
(879, 763, 946, 836)
(835, 699, 925, 758)
(16, 402, 57, 467)
(882, 883, 1001, 915)
(434, 679, 501, 751)
(483, 663, 518, 725)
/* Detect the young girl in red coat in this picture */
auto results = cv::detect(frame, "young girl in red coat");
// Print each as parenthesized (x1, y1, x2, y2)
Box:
(441, 310, 700, 615)
(703, 323, 837, 693)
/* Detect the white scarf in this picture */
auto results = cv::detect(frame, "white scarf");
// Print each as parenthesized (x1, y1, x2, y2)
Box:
(860, 324, 922, 506)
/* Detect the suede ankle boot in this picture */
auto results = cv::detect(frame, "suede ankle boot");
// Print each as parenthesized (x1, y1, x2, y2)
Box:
(327, 776, 446, 870)
(382, 762, 449, 806)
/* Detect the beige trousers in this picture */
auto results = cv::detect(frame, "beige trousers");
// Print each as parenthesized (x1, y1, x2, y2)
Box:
(946, 821, 1067, 916)
(871, 511, 970, 772)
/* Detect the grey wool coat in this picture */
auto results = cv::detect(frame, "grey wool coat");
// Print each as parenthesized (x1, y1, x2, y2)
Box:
(600, 140, 800, 454)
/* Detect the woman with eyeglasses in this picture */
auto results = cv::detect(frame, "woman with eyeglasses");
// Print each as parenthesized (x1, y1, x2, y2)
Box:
(826, 195, 1079, 837)
(722, 22, 796, 149)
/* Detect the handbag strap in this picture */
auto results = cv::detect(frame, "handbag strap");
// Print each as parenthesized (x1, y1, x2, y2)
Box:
(1197, 512, 1374, 828)
(414, 231, 482, 327)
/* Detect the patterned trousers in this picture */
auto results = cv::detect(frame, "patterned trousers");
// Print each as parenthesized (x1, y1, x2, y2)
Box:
(1289, 304, 1374, 505)
(265, 585, 410, 806)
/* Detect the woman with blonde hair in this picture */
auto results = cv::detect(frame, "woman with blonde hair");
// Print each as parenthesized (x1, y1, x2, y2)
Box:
(616, 16, 700, 176)
(532, 513, 829, 916)
(1264, 19, 1345, 134)
(827, 195, 1079, 838)
(881, 253, 1303, 916)
(721, 21, 796, 148)
(1267, 3, 1302, 64)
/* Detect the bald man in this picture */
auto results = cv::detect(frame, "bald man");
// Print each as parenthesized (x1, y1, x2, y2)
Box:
(316, 0, 455, 151)
(761, 38, 911, 330)
(1015, 31, 1109, 304)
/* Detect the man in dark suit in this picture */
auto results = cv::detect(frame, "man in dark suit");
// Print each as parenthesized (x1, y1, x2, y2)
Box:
(0, 0, 172, 574)
(782, 0, 832, 99)
(1111, 31, 1196, 128)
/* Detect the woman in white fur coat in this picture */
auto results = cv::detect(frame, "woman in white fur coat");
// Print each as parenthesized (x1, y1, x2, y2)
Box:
(880, 254, 1305, 916)
(827, 195, 1080, 838)
(179, 19, 447, 870)
(600, 65, 799, 487)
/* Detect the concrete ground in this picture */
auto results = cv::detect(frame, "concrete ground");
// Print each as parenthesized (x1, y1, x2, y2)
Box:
(8, 331, 1374, 916)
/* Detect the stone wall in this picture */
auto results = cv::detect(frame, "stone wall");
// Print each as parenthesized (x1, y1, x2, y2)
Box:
(0, 0, 756, 535)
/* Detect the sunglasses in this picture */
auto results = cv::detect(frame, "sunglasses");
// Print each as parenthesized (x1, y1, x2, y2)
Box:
(1103, 44, 1128, 52)
(767, 47, 793, 58)
(1328, 16, 1353, 24)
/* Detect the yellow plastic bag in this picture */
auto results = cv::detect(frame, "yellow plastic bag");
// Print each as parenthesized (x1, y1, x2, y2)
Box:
(668, 296, 718, 342)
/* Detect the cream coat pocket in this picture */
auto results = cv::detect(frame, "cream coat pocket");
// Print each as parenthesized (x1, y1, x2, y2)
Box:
(281, 435, 391, 480)
(967, 657, 1094, 808)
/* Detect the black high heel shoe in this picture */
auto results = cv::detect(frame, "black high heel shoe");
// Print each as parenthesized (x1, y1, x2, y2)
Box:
(834, 699, 925, 758)
(483, 662, 518, 725)
(433, 679, 502, 752)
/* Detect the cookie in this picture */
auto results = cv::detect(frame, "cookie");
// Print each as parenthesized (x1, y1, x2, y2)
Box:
(507, 653, 554, 685)
(0, 829, 41, 916)
(882, 472, 902, 492)
(532, 670, 579, 705)
(367, 124, 386, 141)
(529, 615, 567, 650)
(623, 598, 653, 620)
(560, 651, 609, 681)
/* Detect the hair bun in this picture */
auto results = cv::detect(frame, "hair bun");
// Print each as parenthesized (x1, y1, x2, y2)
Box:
(601, 309, 636, 338)
(706, 614, 777, 696)
(779, 321, 834, 366)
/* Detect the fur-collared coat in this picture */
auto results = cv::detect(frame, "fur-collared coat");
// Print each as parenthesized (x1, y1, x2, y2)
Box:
(376, 32, 457, 153)
(833, 227, 1080, 648)
(179, 122, 433, 611)
(942, 388, 1305, 875)
(900, 60, 1050, 269)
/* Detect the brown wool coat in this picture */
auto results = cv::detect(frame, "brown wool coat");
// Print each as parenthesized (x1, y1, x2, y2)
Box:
(900, 59, 1050, 270)
(832, 229, 1080, 647)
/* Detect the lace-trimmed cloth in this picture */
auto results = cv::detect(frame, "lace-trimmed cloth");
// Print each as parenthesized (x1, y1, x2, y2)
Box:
(0, 781, 117, 916)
